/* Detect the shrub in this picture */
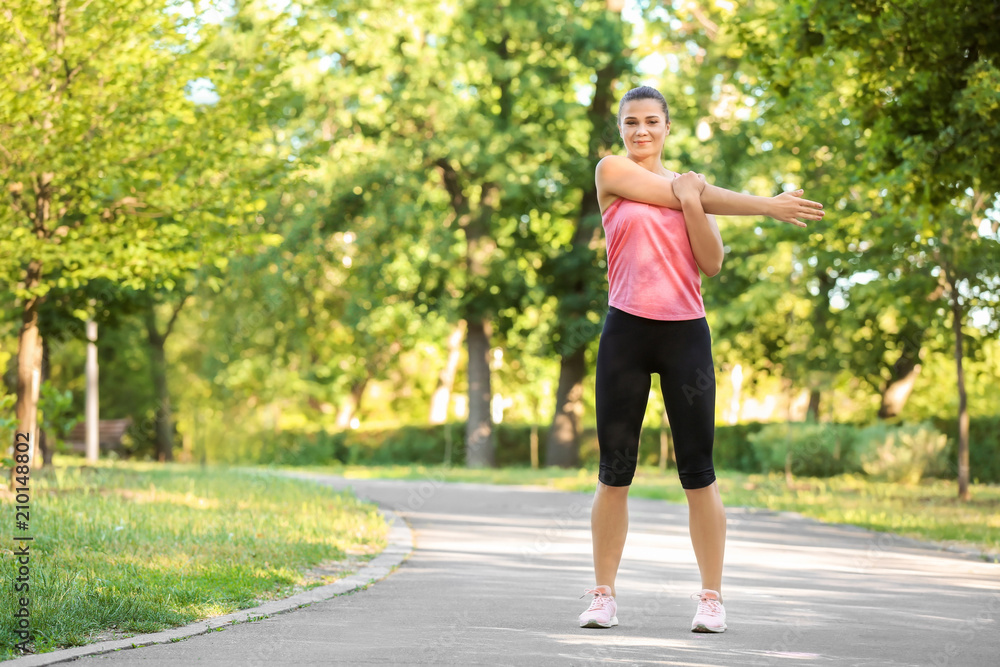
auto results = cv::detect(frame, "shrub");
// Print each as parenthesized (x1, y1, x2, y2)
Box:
(748, 422, 862, 477)
(854, 421, 948, 484)
(712, 422, 767, 472)
(930, 415, 1000, 484)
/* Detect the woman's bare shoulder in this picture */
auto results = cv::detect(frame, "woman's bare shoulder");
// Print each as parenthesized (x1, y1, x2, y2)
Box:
(596, 156, 632, 213)
(595, 154, 633, 175)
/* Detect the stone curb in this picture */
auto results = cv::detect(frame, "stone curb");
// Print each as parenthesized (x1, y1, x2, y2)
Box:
(6, 489, 413, 667)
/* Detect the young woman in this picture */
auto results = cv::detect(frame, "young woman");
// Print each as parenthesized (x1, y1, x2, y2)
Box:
(577, 86, 824, 634)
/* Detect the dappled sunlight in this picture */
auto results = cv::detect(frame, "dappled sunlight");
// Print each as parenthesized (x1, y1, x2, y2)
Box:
(549, 632, 710, 650)
(320, 465, 1000, 556)
(548, 632, 833, 665)
(374, 472, 1000, 660)
(113, 488, 221, 510)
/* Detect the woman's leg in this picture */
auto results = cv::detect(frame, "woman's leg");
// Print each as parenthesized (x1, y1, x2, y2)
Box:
(592, 307, 652, 595)
(657, 318, 726, 598)
(591, 481, 630, 597)
(684, 481, 726, 596)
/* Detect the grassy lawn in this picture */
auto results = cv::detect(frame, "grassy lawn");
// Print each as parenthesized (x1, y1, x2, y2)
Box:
(277, 463, 1000, 561)
(0, 460, 388, 660)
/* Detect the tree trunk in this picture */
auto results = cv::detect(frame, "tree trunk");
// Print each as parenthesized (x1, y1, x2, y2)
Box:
(433, 161, 498, 468)
(144, 295, 189, 462)
(530, 424, 539, 469)
(84, 320, 99, 463)
(38, 429, 53, 468)
(546, 346, 585, 467)
(465, 317, 494, 467)
(659, 410, 673, 473)
(949, 279, 970, 501)
(13, 271, 43, 487)
(430, 321, 465, 424)
(878, 353, 921, 419)
(146, 318, 174, 462)
(37, 335, 53, 468)
(336, 375, 369, 429)
(806, 389, 820, 422)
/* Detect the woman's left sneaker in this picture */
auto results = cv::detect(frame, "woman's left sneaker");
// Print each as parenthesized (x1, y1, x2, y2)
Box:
(690, 589, 727, 632)
(579, 585, 618, 628)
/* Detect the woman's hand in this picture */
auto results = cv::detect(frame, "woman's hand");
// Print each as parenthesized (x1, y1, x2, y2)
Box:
(768, 190, 825, 227)
(672, 171, 706, 201)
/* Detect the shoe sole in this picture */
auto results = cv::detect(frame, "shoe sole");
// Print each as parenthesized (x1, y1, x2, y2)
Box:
(691, 623, 727, 633)
(580, 616, 618, 628)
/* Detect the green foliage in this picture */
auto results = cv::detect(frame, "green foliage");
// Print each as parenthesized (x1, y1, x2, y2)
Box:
(710, 423, 768, 473)
(854, 422, 949, 484)
(748, 422, 863, 477)
(731, 0, 999, 441)
(1, 0, 995, 485)
(37, 380, 78, 451)
(0, 391, 16, 469)
(931, 415, 1000, 484)
(745, 419, 1000, 483)
(0, 1, 291, 302)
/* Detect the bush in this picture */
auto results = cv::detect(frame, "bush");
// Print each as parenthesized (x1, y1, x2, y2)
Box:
(0, 392, 16, 470)
(712, 422, 767, 472)
(748, 422, 862, 477)
(855, 422, 948, 484)
(929, 415, 1000, 484)
(38, 380, 79, 453)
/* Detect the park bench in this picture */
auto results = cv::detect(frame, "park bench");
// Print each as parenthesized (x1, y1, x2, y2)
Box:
(65, 417, 133, 455)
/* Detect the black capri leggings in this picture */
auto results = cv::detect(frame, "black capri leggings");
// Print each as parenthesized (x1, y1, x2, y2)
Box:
(595, 306, 716, 489)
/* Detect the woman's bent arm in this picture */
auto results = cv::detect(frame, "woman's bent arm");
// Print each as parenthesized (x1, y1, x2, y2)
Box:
(674, 172, 724, 277)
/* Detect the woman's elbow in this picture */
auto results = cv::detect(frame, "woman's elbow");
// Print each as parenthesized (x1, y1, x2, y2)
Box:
(701, 259, 723, 277)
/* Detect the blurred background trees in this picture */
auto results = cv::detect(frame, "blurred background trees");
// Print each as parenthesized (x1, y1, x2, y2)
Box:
(2, 0, 997, 495)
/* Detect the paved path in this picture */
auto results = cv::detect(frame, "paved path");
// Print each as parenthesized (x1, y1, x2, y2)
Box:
(53, 473, 1000, 665)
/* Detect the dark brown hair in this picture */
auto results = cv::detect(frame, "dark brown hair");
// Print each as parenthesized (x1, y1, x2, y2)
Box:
(617, 86, 670, 125)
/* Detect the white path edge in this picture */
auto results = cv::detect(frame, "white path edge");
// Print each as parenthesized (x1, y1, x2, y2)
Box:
(6, 471, 414, 667)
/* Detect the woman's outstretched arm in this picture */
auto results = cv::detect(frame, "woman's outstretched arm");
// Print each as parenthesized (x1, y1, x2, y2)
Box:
(700, 184, 821, 227)
(596, 155, 824, 226)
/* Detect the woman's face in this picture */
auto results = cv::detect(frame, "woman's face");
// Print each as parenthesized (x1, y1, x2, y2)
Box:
(618, 98, 669, 158)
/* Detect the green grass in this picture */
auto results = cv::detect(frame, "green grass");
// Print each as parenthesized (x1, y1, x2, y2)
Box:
(0, 460, 388, 660)
(275, 462, 1000, 560)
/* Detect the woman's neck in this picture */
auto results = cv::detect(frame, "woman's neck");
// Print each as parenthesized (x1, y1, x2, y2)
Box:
(629, 154, 670, 177)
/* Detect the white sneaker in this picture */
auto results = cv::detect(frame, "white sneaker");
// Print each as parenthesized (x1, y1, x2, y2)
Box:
(690, 589, 727, 632)
(579, 585, 618, 628)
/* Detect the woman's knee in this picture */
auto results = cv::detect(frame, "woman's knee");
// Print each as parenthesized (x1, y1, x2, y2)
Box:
(678, 468, 716, 490)
(596, 480, 631, 498)
(601, 439, 641, 480)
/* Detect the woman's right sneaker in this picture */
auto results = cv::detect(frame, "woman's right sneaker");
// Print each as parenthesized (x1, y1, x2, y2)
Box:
(578, 585, 618, 628)
(690, 589, 727, 632)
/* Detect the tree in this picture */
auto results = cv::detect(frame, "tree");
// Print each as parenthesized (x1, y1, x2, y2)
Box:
(543, 4, 632, 468)
(739, 0, 1000, 498)
(0, 0, 297, 473)
(319, 0, 634, 466)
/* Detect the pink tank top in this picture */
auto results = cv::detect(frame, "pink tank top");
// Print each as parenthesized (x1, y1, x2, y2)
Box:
(601, 190, 706, 321)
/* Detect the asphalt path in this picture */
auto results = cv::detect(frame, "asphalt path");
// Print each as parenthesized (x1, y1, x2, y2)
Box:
(52, 472, 1000, 665)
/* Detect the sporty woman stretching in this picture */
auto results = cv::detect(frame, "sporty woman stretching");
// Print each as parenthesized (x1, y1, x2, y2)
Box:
(577, 86, 824, 634)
